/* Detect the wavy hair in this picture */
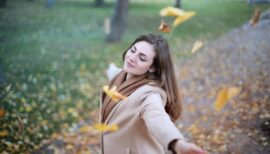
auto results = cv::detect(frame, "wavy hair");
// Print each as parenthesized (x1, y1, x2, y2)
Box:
(122, 34, 182, 122)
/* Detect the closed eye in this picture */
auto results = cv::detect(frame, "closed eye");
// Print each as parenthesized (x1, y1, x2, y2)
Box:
(130, 46, 136, 53)
(130, 49, 135, 53)
(139, 54, 147, 62)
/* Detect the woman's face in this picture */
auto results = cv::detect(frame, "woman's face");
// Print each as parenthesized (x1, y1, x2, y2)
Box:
(123, 41, 155, 76)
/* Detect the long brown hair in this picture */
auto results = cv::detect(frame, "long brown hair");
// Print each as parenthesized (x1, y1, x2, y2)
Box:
(122, 34, 182, 122)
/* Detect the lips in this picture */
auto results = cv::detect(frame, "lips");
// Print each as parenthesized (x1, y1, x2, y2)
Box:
(126, 61, 135, 68)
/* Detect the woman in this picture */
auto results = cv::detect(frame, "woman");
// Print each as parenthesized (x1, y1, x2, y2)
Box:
(100, 34, 205, 154)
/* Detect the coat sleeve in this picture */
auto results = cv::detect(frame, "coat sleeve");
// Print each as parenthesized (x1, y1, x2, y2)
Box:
(106, 63, 122, 81)
(139, 92, 185, 149)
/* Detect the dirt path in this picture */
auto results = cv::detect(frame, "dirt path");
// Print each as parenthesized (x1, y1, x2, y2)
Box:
(175, 13, 270, 153)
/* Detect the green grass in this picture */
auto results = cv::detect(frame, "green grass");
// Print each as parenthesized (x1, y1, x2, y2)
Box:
(0, 0, 269, 152)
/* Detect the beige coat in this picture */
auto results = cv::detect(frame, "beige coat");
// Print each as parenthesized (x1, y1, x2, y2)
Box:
(100, 64, 185, 154)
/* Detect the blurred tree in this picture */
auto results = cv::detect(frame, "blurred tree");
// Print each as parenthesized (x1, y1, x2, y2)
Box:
(175, 0, 181, 8)
(0, 0, 7, 7)
(95, 0, 104, 7)
(106, 0, 128, 42)
(45, 0, 54, 8)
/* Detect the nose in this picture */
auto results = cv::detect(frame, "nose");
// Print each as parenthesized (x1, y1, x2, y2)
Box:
(129, 54, 137, 63)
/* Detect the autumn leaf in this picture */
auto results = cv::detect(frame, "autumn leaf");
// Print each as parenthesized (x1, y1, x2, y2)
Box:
(173, 11, 196, 27)
(66, 144, 74, 150)
(0, 130, 8, 137)
(160, 6, 185, 17)
(250, 7, 261, 27)
(79, 125, 95, 133)
(93, 123, 119, 132)
(191, 40, 203, 53)
(6, 84, 11, 92)
(103, 85, 127, 102)
(17, 116, 24, 135)
(186, 124, 200, 135)
(227, 87, 241, 99)
(0, 108, 6, 117)
(159, 19, 171, 33)
(215, 86, 241, 111)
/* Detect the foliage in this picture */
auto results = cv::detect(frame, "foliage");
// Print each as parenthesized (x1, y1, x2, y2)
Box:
(0, 0, 269, 153)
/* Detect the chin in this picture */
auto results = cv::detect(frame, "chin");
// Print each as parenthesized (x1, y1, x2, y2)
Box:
(124, 67, 133, 74)
(123, 66, 136, 75)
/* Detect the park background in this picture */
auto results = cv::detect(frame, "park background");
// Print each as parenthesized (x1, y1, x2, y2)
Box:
(0, 0, 270, 153)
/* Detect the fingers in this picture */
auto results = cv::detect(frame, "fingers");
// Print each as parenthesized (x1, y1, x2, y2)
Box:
(191, 144, 205, 154)
(176, 140, 206, 154)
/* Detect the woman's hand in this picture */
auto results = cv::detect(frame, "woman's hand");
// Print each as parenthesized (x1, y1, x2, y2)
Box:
(174, 140, 206, 154)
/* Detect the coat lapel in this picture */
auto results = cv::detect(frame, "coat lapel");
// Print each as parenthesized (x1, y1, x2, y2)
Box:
(104, 100, 125, 124)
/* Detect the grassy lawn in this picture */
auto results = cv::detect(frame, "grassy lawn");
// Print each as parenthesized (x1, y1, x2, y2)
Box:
(0, 0, 269, 152)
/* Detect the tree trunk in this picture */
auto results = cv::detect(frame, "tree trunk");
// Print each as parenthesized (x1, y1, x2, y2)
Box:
(0, 0, 7, 8)
(106, 0, 128, 42)
(95, 0, 104, 7)
(175, 0, 181, 8)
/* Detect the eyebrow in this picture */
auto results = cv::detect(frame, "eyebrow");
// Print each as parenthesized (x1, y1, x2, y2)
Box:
(133, 45, 137, 51)
(133, 45, 147, 58)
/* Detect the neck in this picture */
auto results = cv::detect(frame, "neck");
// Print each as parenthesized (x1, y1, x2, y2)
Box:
(126, 73, 134, 80)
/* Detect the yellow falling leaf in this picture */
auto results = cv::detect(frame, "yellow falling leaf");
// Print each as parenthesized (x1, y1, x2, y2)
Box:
(79, 125, 95, 133)
(103, 85, 127, 102)
(109, 124, 119, 132)
(191, 40, 203, 53)
(173, 12, 196, 27)
(159, 19, 171, 33)
(160, 6, 185, 17)
(93, 123, 119, 132)
(215, 87, 229, 111)
(215, 86, 241, 111)
(227, 87, 241, 100)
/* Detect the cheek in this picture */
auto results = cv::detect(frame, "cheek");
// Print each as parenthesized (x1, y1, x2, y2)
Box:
(124, 52, 131, 60)
(137, 62, 152, 72)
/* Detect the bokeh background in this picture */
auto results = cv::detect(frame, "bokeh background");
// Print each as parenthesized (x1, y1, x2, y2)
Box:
(1, 0, 270, 153)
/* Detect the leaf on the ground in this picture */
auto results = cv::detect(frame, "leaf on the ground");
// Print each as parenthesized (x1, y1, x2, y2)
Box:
(227, 87, 241, 100)
(187, 105, 195, 112)
(25, 106, 32, 112)
(186, 124, 200, 135)
(5, 84, 11, 92)
(66, 144, 74, 150)
(0, 130, 8, 137)
(0, 108, 6, 117)
(18, 116, 24, 135)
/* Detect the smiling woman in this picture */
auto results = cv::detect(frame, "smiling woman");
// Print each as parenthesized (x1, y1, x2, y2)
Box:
(123, 41, 156, 78)
(100, 33, 205, 154)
